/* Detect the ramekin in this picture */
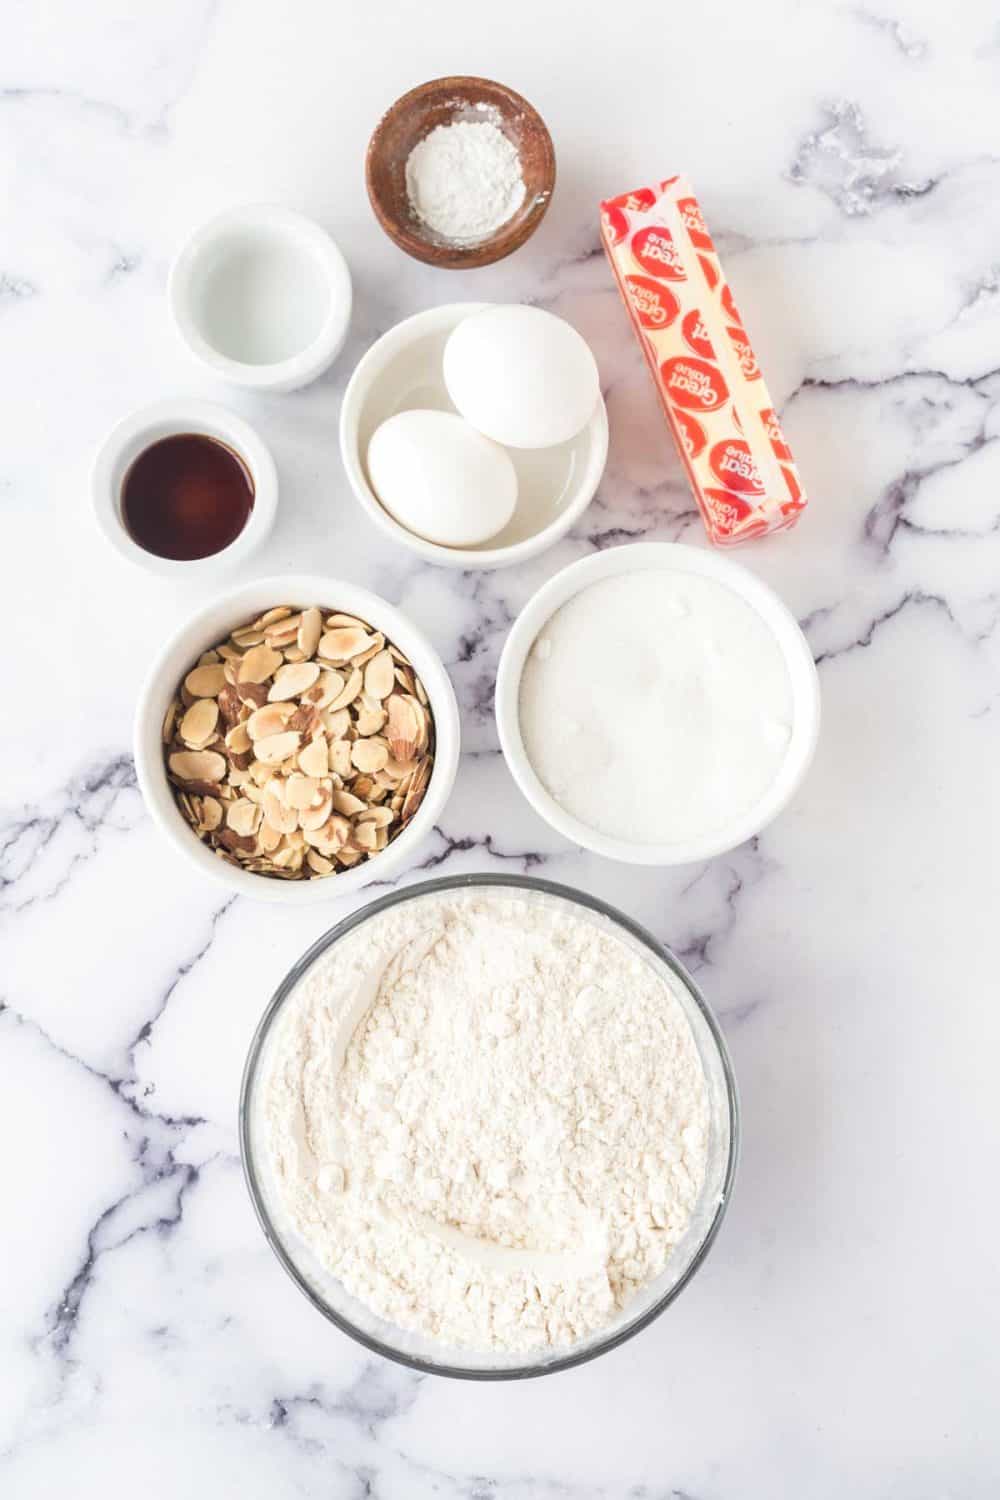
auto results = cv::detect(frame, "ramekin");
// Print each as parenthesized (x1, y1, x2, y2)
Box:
(495, 543, 820, 865)
(91, 399, 278, 579)
(169, 205, 352, 392)
(339, 303, 608, 570)
(133, 575, 460, 903)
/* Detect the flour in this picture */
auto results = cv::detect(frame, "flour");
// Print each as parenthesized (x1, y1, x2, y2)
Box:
(257, 887, 709, 1354)
(405, 116, 526, 244)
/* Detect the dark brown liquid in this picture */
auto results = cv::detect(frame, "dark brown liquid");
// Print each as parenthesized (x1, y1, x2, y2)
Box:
(122, 434, 254, 560)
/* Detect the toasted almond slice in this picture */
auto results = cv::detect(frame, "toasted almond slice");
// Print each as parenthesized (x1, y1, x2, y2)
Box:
(247, 702, 296, 740)
(394, 666, 416, 695)
(199, 795, 223, 831)
(328, 666, 362, 713)
(355, 700, 387, 737)
(306, 850, 334, 876)
(304, 669, 344, 709)
(322, 706, 350, 739)
(352, 820, 378, 851)
(255, 606, 291, 627)
(255, 730, 302, 765)
(415, 678, 428, 707)
(256, 821, 283, 854)
(302, 813, 349, 851)
(354, 632, 386, 668)
(232, 627, 265, 648)
(298, 735, 328, 778)
(352, 738, 389, 774)
(184, 663, 227, 698)
(336, 846, 362, 867)
(227, 798, 262, 837)
(297, 606, 323, 660)
(298, 786, 334, 831)
(169, 749, 226, 782)
(179, 699, 219, 749)
(285, 773, 321, 811)
(162, 701, 178, 744)
(325, 613, 366, 630)
(331, 789, 367, 816)
(267, 661, 321, 702)
(363, 649, 396, 701)
(329, 739, 353, 778)
(238, 644, 283, 684)
(263, 610, 302, 639)
(225, 722, 252, 755)
(386, 694, 420, 763)
(356, 804, 395, 828)
(262, 780, 299, 834)
(318, 627, 373, 661)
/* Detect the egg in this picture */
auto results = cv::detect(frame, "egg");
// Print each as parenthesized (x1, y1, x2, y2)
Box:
(367, 409, 518, 548)
(443, 305, 601, 450)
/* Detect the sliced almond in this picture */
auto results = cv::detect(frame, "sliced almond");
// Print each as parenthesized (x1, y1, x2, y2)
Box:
(285, 773, 321, 811)
(304, 669, 344, 709)
(298, 735, 328, 778)
(363, 649, 395, 700)
(179, 698, 219, 749)
(225, 722, 252, 755)
(297, 607, 323, 659)
(351, 738, 389, 773)
(355, 699, 387, 737)
(268, 661, 321, 702)
(306, 850, 334, 876)
(254, 730, 302, 765)
(247, 702, 296, 740)
(169, 749, 226, 782)
(200, 796, 223, 832)
(328, 666, 363, 712)
(231, 627, 264, 648)
(256, 606, 292, 628)
(352, 820, 379, 852)
(325, 613, 366, 629)
(354, 632, 386, 668)
(318, 627, 373, 661)
(386, 694, 420, 762)
(227, 798, 262, 837)
(322, 706, 351, 739)
(329, 738, 353, 778)
(184, 663, 227, 698)
(238, 644, 283, 684)
(331, 788, 367, 816)
(162, 702, 178, 744)
(261, 780, 299, 834)
(297, 786, 334, 831)
(356, 804, 395, 829)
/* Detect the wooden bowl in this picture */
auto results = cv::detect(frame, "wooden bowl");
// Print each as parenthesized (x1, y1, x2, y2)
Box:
(365, 77, 556, 270)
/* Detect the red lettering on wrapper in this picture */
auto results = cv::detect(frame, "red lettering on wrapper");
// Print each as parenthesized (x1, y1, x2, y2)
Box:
(606, 187, 658, 214)
(681, 308, 715, 359)
(761, 408, 792, 462)
(727, 325, 761, 380)
(673, 408, 707, 460)
(781, 465, 803, 506)
(721, 284, 743, 326)
(660, 355, 728, 412)
(632, 226, 686, 281)
(709, 440, 765, 496)
(602, 205, 628, 245)
(678, 196, 714, 252)
(625, 275, 680, 330)
(703, 488, 756, 538)
(698, 254, 719, 290)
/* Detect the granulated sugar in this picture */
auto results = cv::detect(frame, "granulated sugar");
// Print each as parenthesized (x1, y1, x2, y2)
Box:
(405, 115, 526, 244)
(257, 887, 709, 1354)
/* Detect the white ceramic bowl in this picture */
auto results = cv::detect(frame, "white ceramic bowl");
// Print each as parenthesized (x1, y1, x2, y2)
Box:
(339, 303, 608, 570)
(495, 543, 820, 865)
(169, 206, 352, 392)
(134, 575, 460, 903)
(92, 399, 278, 578)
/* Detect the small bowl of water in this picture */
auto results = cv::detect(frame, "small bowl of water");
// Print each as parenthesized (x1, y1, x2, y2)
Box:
(169, 205, 352, 392)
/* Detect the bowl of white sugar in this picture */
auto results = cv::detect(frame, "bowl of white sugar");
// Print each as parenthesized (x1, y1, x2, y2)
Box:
(240, 874, 738, 1378)
(496, 543, 821, 865)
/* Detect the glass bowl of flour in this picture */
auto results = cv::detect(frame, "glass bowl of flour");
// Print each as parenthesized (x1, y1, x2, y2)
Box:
(240, 874, 738, 1379)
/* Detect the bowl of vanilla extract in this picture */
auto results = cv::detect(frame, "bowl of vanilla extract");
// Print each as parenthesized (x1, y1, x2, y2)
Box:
(91, 399, 278, 576)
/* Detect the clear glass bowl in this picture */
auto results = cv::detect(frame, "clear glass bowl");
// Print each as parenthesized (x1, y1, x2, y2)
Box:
(239, 874, 740, 1379)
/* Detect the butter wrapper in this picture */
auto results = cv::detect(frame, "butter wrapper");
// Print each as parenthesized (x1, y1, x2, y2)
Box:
(600, 177, 807, 545)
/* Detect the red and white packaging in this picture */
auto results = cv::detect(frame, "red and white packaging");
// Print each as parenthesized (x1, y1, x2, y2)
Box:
(600, 177, 807, 546)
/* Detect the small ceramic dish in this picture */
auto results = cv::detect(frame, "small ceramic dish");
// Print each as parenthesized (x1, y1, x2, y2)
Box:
(92, 399, 278, 578)
(495, 543, 821, 865)
(339, 303, 608, 570)
(133, 574, 460, 904)
(365, 76, 555, 269)
(168, 205, 352, 391)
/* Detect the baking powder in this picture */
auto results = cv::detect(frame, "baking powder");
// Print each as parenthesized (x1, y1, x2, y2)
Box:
(405, 116, 526, 244)
(256, 887, 709, 1354)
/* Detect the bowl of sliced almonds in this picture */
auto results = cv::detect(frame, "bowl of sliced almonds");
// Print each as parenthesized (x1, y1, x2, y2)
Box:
(134, 575, 460, 901)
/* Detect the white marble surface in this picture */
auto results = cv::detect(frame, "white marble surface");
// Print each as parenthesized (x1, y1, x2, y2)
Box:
(3, 0, 999, 1493)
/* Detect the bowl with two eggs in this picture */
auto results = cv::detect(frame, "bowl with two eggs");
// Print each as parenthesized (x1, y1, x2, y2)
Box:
(339, 303, 608, 568)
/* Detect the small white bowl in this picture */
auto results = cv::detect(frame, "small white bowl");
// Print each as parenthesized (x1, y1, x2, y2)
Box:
(495, 544, 820, 866)
(134, 574, 460, 904)
(339, 303, 608, 570)
(92, 399, 278, 578)
(169, 206, 352, 392)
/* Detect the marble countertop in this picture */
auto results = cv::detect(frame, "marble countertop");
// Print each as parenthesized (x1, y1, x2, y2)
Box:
(4, 0, 999, 1494)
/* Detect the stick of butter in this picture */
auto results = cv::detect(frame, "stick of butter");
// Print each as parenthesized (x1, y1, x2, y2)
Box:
(600, 177, 807, 546)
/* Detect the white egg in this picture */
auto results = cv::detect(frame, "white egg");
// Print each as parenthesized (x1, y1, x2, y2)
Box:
(367, 409, 518, 548)
(443, 305, 601, 450)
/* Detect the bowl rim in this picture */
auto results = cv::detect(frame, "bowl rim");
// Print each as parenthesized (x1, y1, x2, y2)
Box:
(132, 573, 460, 903)
(338, 301, 608, 571)
(365, 75, 556, 270)
(495, 543, 821, 865)
(91, 398, 278, 578)
(168, 204, 353, 391)
(238, 871, 741, 1379)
